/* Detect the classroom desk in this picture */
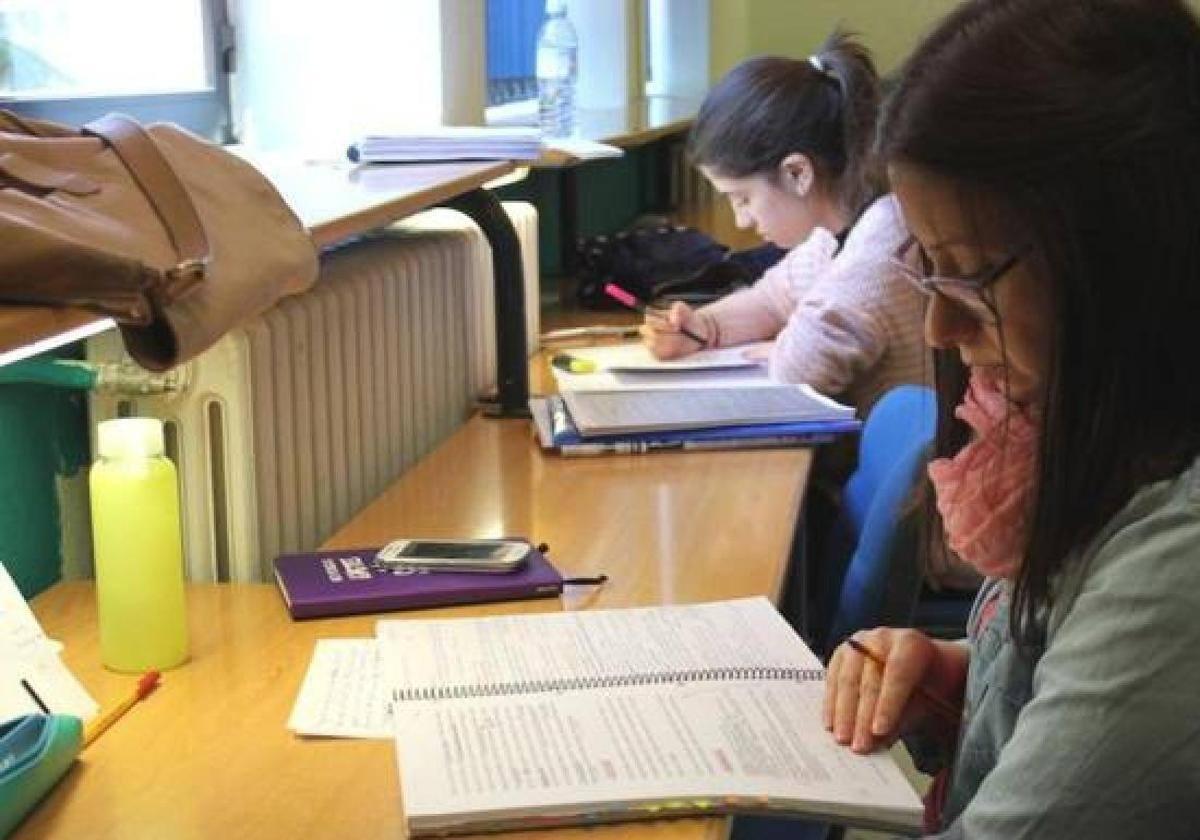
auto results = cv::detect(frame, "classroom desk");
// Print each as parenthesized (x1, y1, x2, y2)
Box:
(21, 360, 813, 839)
(534, 96, 702, 167)
(0, 158, 530, 414)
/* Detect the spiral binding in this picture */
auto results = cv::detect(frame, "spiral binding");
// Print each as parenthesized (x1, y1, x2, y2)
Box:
(394, 665, 825, 703)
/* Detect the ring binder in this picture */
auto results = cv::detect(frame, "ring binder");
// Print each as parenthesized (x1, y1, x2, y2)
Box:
(394, 665, 827, 702)
(379, 598, 924, 836)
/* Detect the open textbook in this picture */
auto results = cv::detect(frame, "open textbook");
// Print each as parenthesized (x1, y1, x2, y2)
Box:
(378, 598, 923, 836)
(560, 384, 856, 438)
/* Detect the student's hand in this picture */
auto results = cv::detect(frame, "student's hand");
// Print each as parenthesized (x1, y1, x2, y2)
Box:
(823, 628, 969, 754)
(639, 301, 711, 359)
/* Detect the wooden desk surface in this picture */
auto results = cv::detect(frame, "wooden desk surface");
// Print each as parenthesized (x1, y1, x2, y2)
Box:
(535, 96, 701, 167)
(21, 352, 812, 840)
(0, 157, 514, 362)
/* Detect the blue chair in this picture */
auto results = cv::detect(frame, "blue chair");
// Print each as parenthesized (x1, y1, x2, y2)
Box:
(820, 384, 974, 655)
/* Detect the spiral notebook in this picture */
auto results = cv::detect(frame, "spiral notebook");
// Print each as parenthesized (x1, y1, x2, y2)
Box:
(378, 597, 923, 836)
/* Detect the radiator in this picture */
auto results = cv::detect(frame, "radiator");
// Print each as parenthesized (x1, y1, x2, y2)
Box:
(88, 201, 539, 583)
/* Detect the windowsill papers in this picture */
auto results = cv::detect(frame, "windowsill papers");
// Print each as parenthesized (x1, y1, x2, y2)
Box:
(347, 127, 623, 164)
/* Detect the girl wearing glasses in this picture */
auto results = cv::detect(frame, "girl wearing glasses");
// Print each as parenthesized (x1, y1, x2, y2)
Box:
(639, 32, 928, 417)
(824, 0, 1200, 835)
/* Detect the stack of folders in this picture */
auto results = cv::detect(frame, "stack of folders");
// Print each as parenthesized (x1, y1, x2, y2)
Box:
(348, 127, 544, 162)
(532, 342, 860, 456)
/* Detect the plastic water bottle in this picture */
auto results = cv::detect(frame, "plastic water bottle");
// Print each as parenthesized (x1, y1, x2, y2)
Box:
(536, 0, 578, 138)
(90, 418, 188, 672)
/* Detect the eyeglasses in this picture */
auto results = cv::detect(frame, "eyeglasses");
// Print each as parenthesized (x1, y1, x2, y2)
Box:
(890, 234, 1028, 324)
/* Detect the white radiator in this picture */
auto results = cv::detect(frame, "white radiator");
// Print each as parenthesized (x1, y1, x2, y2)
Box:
(88, 202, 539, 583)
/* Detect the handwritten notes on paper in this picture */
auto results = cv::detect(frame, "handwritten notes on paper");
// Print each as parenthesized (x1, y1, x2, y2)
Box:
(0, 561, 98, 723)
(287, 639, 391, 739)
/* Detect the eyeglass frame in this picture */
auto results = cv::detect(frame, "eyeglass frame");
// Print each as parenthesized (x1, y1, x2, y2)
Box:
(890, 234, 1030, 324)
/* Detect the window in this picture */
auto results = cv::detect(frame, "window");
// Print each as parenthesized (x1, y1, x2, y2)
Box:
(0, 0, 233, 140)
(486, 0, 542, 108)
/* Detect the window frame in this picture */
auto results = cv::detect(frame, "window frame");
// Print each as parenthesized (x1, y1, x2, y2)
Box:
(0, 0, 234, 141)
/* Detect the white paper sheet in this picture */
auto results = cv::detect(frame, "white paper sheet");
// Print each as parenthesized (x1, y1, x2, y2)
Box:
(0, 561, 98, 722)
(287, 638, 392, 739)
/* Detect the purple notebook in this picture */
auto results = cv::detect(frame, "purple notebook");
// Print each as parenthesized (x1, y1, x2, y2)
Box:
(273, 544, 563, 619)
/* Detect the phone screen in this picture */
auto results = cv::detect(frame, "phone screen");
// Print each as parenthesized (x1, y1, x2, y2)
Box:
(397, 541, 509, 560)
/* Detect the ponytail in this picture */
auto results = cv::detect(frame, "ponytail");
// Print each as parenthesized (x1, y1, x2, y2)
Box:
(687, 29, 881, 213)
(812, 29, 882, 212)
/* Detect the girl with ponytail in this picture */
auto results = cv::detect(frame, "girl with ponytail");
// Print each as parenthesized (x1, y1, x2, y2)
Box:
(641, 31, 927, 418)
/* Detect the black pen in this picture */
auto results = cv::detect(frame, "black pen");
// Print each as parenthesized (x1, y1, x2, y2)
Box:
(21, 678, 50, 714)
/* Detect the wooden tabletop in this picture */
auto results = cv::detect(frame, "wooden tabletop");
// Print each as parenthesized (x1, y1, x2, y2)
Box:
(22, 354, 813, 839)
(535, 96, 701, 168)
(0, 157, 515, 363)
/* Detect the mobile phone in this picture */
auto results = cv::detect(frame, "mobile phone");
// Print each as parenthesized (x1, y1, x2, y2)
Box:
(375, 539, 531, 573)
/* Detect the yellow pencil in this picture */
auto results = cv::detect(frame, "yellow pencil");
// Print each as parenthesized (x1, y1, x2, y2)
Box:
(83, 670, 161, 748)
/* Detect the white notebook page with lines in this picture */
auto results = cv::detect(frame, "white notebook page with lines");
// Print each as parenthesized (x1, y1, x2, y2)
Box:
(377, 598, 922, 836)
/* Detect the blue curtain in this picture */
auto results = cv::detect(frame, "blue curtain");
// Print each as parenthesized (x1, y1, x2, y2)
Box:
(486, 0, 543, 105)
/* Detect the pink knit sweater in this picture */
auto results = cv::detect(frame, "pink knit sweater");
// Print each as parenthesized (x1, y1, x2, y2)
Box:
(697, 195, 930, 414)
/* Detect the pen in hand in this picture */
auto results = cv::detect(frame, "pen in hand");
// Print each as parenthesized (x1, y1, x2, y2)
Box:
(603, 283, 708, 347)
(845, 637, 961, 723)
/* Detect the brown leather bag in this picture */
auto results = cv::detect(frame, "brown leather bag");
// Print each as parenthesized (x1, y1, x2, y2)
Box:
(0, 110, 318, 370)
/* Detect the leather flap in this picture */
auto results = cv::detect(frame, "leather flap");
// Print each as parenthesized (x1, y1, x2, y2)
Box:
(0, 152, 100, 196)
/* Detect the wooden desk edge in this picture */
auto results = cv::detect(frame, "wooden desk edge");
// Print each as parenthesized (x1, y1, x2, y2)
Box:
(307, 160, 515, 248)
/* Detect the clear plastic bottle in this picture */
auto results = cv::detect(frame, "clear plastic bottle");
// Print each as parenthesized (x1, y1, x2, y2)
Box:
(90, 418, 188, 672)
(536, 0, 578, 138)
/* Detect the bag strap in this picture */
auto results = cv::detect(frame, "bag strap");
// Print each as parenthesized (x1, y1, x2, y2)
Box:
(83, 114, 209, 298)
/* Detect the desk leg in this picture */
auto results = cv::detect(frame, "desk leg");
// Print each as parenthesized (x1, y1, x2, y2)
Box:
(443, 188, 530, 418)
(558, 168, 580, 306)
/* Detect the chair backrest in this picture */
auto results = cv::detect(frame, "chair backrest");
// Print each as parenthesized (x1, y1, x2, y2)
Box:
(822, 385, 937, 654)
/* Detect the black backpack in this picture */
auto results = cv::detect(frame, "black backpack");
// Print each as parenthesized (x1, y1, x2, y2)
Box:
(575, 223, 785, 309)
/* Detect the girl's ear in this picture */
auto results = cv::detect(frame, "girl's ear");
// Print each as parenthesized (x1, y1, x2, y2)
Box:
(778, 153, 814, 198)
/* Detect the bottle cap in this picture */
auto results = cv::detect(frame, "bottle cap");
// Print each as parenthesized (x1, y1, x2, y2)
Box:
(96, 418, 165, 459)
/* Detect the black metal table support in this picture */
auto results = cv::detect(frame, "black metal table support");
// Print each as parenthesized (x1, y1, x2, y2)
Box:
(558, 168, 581, 304)
(442, 188, 531, 418)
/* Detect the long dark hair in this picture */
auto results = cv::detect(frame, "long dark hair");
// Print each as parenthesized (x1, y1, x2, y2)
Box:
(883, 0, 1200, 640)
(687, 30, 881, 212)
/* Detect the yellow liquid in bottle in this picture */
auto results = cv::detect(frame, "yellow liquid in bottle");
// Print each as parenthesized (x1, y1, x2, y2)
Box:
(90, 452, 188, 672)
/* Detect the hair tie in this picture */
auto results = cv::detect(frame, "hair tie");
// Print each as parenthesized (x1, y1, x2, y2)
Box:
(808, 54, 826, 75)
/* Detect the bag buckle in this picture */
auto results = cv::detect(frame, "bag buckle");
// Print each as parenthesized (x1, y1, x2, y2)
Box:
(162, 257, 207, 299)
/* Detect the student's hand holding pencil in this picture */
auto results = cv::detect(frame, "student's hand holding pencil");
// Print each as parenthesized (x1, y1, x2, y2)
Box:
(823, 629, 968, 755)
(638, 300, 713, 360)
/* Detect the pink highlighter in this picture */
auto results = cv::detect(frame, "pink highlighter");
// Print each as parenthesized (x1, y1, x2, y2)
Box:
(603, 283, 708, 347)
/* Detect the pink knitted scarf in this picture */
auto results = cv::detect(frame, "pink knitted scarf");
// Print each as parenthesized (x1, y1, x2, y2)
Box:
(927, 373, 1040, 580)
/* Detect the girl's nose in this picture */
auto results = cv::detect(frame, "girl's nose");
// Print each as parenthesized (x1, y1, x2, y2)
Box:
(924, 292, 980, 351)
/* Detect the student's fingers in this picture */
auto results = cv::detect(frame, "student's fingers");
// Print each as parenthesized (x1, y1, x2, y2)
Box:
(666, 301, 694, 329)
(872, 632, 936, 737)
(823, 645, 844, 730)
(852, 653, 886, 753)
(640, 323, 688, 359)
(832, 642, 867, 745)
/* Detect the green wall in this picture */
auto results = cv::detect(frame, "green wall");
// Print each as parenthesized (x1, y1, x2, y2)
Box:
(710, 0, 963, 79)
(712, 0, 1200, 80)
(0, 348, 90, 599)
